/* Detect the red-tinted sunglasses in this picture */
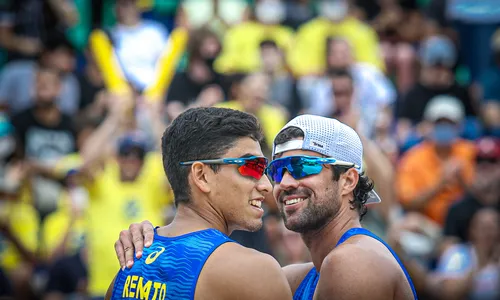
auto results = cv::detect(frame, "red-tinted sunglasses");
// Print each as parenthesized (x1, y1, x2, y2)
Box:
(180, 156, 268, 180)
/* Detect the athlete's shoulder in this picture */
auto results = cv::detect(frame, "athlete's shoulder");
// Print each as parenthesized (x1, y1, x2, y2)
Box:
(282, 262, 315, 294)
(214, 242, 282, 270)
(329, 236, 401, 273)
(196, 243, 292, 300)
(315, 242, 396, 300)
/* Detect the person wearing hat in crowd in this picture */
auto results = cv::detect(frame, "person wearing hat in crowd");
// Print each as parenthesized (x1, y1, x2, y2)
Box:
(396, 95, 477, 227)
(113, 114, 417, 299)
(397, 35, 477, 148)
(64, 97, 174, 300)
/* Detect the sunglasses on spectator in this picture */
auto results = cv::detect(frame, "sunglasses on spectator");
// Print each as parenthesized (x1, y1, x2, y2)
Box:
(180, 156, 268, 180)
(266, 155, 359, 183)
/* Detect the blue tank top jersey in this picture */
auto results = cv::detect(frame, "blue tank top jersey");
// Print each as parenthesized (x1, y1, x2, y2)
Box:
(293, 228, 418, 300)
(111, 228, 233, 300)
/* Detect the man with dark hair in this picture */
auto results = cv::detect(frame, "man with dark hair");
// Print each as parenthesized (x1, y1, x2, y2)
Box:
(113, 114, 417, 299)
(267, 115, 416, 299)
(105, 107, 291, 300)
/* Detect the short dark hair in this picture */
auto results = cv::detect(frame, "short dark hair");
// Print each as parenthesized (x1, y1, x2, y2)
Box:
(274, 127, 373, 220)
(161, 107, 264, 206)
(326, 67, 353, 80)
(187, 28, 221, 62)
(259, 39, 278, 49)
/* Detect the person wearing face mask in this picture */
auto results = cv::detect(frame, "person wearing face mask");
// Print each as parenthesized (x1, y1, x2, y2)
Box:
(396, 95, 477, 227)
(288, 0, 384, 76)
(214, 0, 294, 74)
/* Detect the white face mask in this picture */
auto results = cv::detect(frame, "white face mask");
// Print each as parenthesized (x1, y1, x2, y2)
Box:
(320, 0, 348, 22)
(255, 0, 286, 24)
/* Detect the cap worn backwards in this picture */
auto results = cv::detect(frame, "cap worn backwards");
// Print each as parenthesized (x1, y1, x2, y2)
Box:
(272, 114, 381, 204)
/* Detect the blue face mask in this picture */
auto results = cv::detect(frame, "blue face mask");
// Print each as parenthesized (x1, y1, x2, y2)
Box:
(432, 123, 458, 145)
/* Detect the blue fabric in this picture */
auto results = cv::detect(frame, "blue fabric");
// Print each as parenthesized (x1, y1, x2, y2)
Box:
(293, 228, 418, 300)
(453, 21, 500, 82)
(111, 228, 233, 300)
(479, 68, 500, 102)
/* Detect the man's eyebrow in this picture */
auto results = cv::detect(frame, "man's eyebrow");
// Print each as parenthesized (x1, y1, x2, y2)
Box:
(239, 153, 259, 158)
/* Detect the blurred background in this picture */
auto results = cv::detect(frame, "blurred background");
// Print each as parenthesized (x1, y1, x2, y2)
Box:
(0, 0, 499, 299)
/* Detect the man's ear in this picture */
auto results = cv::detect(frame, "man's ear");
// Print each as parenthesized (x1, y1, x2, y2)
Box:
(341, 168, 358, 197)
(190, 162, 212, 194)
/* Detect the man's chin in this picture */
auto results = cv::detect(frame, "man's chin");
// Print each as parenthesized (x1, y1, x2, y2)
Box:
(239, 220, 263, 233)
(283, 218, 303, 233)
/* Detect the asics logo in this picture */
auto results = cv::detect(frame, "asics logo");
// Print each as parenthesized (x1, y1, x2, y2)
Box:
(145, 247, 165, 265)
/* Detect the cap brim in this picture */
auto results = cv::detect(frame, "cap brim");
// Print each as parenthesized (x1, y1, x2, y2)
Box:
(366, 189, 382, 204)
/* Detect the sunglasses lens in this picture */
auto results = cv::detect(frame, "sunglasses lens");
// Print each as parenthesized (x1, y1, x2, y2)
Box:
(268, 157, 324, 183)
(295, 157, 323, 178)
(238, 158, 267, 180)
(267, 160, 286, 182)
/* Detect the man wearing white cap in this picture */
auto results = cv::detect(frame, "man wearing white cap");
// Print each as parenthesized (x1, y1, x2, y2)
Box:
(113, 114, 417, 299)
(267, 114, 416, 299)
(396, 95, 476, 226)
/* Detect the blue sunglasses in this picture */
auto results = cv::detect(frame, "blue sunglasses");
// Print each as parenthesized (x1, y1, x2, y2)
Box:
(266, 155, 359, 183)
(180, 156, 268, 180)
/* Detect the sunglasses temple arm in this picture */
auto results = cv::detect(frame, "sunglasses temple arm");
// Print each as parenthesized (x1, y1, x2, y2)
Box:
(180, 159, 227, 165)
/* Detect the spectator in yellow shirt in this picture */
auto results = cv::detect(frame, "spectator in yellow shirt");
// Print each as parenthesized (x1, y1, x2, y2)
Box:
(70, 98, 173, 299)
(288, 0, 384, 76)
(215, 0, 294, 74)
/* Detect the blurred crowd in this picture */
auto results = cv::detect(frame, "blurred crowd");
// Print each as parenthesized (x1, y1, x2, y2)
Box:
(0, 0, 499, 299)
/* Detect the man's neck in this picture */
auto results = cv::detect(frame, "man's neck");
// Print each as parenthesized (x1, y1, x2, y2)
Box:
(33, 105, 61, 126)
(164, 202, 230, 236)
(301, 208, 361, 271)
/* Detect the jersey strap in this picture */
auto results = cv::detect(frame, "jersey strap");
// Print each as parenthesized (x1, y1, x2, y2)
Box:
(336, 227, 418, 300)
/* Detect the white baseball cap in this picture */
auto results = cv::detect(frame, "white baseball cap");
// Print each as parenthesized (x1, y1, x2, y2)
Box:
(272, 114, 381, 204)
(424, 95, 465, 123)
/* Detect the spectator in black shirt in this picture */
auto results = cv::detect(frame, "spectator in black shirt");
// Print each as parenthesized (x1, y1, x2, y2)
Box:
(443, 137, 500, 243)
(397, 35, 477, 147)
(11, 66, 76, 163)
(398, 35, 476, 124)
(11, 64, 77, 219)
(165, 28, 230, 121)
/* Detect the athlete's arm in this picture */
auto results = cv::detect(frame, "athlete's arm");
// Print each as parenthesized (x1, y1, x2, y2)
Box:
(104, 275, 117, 300)
(314, 244, 395, 300)
(115, 220, 155, 269)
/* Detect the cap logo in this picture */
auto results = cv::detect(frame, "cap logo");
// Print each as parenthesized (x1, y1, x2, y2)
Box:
(310, 140, 324, 149)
